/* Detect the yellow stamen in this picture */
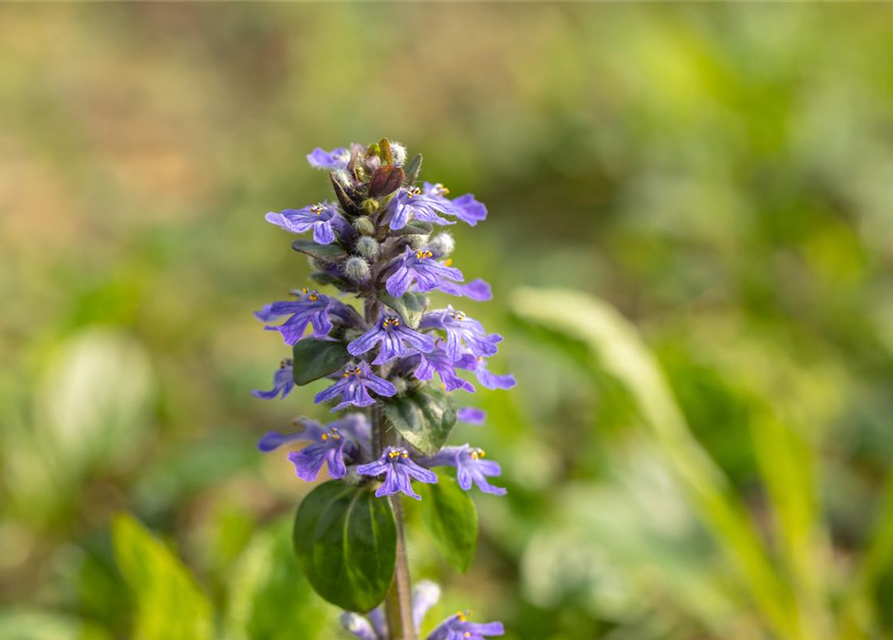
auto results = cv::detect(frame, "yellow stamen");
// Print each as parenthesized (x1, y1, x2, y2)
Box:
(321, 434, 329, 441)
(443, 258, 453, 267)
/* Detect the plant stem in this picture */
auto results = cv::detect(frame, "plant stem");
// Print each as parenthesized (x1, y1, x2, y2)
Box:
(382, 426, 416, 640)
(366, 296, 416, 640)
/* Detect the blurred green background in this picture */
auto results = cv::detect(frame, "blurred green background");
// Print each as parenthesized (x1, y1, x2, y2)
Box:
(3, 3, 893, 639)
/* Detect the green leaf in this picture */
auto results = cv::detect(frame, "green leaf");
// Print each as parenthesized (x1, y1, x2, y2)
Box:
(293, 482, 396, 612)
(384, 385, 456, 455)
(419, 476, 478, 572)
(403, 153, 423, 185)
(292, 340, 351, 386)
(392, 220, 433, 237)
(112, 514, 214, 640)
(378, 291, 428, 329)
(291, 239, 348, 263)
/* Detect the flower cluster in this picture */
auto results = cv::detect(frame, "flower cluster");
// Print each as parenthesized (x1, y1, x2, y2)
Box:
(253, 140, 512, 638)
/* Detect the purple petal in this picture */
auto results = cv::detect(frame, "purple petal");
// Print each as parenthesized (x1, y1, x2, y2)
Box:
(457, 407, 486, 425)
(312, 220, 335, 245)
(287, 445, 330, 481)
(386, 266, 414, 298)
(347, 325, 383, 356)
(451, 193, 488, 226)
(307, 147, 349, 170)
(257, 431, 308, 452)
(439, 278, 493, 301)
(402, 458, 438, 484)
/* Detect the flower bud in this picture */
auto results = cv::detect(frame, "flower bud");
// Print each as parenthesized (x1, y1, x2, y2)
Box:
(406, 234, 430, 250)
(391, 141, 407, 167)
(391, 377, 409, 395)
(344, 257, 370, 283)
(353, 216, 375, 236)
(355, 236, 380, 260)
(427, 232, 455, 258)
(362, 198, 380, 214)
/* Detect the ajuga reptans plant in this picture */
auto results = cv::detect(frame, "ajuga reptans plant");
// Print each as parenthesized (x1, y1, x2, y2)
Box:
(253, 140, 513, 640)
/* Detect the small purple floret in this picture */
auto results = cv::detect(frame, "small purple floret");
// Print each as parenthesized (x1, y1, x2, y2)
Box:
(265, 201, 340, 245)
(356, 446, 438, 500)
(424, 182, 488, 227)
(314, 362, 397, 412)
(415, 344, 478, 393)
(252, 359, 295, 400)
(422, 444, 506, 495)
(348, 313, 435, 364)
(420, 306, 502, 360)
(255, 289, 334, 345)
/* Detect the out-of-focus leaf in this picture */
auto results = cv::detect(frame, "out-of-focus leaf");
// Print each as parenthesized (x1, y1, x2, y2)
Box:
(291, 239, 348, 263)
(519, 442, 741, 634)
(419, 475, 477, 572)
(292, 339, 351, 386)
(511, 288, 800, 639)
(0, 609, 110, 640)
(226, 518, 333, 640)
(38, 328, 154, 477)
(112, 514, 214, 640)
(293, 482, 396, 612)
(384, 385, 457, 456)
(378, 290, 428, 328)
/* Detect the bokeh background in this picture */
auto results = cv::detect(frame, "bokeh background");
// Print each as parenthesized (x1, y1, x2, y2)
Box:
(3, 3, 893, 639)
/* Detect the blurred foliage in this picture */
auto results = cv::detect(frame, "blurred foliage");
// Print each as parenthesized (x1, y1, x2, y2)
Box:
(3, 3, 893, 639)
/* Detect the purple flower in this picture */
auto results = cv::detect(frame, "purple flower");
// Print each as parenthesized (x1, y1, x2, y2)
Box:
(386, 246, 465, 298)
(314, 362, 397, 412)
(438, 278, 493, 302)
(458, 407, 486, 425)
(251, 359, 295, 400)
(412, 581, 441, 632)
(356, 446, 438, 500)
(420, 306, 502, 361)
(415, 344, 477, 393)
(470, 356, 516, 390)
(424, 182, 488, 227)
(423, 444, 506, 496)
(387, 187, 456, 230)
(426, 611, 504, 640)
(348, 314, 435, 365)
(339, 613, 377, 640)
(307, 147, 350, 170)
(255, 289, 334, 345)
(265, 201, 339, 245)
(257, 414, 370, 481)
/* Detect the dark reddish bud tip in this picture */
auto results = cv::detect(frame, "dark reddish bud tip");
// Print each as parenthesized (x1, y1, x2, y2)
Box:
(368, 166, 405, 198)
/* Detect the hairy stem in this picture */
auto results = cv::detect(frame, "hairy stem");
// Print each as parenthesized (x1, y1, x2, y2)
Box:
(366, 296, 415, 640)
(383, 425, 416, 640)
